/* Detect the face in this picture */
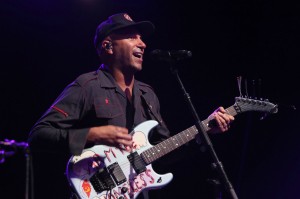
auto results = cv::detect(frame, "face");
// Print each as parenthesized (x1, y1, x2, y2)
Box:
(108, 27, 147, 73)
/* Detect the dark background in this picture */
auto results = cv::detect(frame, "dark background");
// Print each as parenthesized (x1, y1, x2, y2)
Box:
(1, 0, 299, 198)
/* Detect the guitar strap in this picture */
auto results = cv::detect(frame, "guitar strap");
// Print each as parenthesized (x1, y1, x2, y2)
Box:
(140, 95, 164, 126)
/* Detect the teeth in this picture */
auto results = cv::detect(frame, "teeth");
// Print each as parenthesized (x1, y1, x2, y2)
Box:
(133, 52, 142, 58)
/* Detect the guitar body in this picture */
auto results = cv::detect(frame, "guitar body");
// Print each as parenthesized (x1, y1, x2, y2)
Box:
(66, 120, 173, 199)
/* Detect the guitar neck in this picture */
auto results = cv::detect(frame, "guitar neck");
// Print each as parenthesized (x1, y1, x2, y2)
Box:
(141, 105, 238, 164)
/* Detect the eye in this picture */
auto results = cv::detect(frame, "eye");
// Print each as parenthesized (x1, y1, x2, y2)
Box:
(127, 33, 142, 40)
(128, 35, 137, 40)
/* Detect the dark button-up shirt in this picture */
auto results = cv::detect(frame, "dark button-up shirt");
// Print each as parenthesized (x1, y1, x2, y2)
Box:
(28, 68, 170, 156)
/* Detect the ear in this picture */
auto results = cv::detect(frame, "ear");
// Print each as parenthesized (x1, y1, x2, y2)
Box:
(102, 40, 112, 51)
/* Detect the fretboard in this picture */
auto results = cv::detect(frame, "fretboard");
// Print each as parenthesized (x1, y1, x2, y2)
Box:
(141, 105, 238, 164)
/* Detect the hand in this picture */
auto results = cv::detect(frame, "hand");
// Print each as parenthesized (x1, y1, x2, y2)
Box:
(87, 125, 133, 149)
(207, 106, 235, 134)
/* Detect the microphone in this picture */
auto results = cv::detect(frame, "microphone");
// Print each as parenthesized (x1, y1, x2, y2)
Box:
(150, 49, 192, 61)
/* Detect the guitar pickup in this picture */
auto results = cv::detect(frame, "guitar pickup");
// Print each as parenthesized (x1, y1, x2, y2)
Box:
(127, 152, 146, 174)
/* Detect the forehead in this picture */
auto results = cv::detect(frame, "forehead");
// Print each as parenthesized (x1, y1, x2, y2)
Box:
(110, 27, 142, 39)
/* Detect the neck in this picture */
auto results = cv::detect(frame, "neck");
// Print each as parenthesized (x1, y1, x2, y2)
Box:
(116, 70, 134, 89)
(103, 64, 134, 92)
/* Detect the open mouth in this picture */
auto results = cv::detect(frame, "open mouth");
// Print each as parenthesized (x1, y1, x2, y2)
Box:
(133, 52, 143, 59)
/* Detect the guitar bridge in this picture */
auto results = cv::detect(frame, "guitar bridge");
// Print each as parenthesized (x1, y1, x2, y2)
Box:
(107, 162, 127, 185)
(90, 167, 115, 192)
(90, 162, 127, 193)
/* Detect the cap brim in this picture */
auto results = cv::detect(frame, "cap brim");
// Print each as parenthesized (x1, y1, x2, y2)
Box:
(110, 21, 155, 38)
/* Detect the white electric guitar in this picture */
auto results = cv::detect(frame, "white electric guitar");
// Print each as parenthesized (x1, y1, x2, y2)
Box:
(66, 97, 278, 199)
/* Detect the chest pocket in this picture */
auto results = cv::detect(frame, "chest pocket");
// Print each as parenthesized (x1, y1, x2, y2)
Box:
(94, 97, 123, 119)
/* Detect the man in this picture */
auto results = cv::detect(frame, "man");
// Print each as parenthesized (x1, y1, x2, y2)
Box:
(28, 13, 234, 199)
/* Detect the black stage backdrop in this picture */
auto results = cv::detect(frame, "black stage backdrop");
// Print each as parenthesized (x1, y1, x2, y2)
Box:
(1, 0, 299, 199)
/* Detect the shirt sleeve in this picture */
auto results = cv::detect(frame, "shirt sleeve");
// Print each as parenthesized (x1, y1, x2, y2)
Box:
(28, 81, 90, 155)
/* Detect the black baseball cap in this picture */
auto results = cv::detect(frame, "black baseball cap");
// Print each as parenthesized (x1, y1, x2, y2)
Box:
(94, 13, 155, 48)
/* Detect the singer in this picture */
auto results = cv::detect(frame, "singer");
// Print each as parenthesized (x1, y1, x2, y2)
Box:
(27, 13, 234, 199)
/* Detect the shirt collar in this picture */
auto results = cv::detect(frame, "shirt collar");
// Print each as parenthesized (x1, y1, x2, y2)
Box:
(96, 66, 149, 95)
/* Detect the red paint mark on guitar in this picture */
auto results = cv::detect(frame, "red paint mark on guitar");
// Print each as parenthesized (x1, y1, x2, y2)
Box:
(82, 179, 91, 198)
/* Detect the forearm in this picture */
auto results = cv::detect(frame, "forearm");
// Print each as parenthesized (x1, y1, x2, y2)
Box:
(28, 123, 90, 155)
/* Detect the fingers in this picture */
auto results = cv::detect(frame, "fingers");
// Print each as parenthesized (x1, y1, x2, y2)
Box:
(218, 106, 234, 121)
(212, 106, 235, 133)
(116, 135, 133, 143)
(87, 125, 133, 148)
(216, 112, 231, 125)
(214, 113, 228, 132)
(113, 127, 132, 147)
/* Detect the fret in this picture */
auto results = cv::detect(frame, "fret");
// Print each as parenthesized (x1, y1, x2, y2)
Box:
(226, 105, 237, 116)
(177, 131, 186, 144)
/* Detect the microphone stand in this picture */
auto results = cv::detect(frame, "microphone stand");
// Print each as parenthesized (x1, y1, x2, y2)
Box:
(25, 146, 34, 199)
(168, 61, 238, 199)
(0, 139, 34, 199)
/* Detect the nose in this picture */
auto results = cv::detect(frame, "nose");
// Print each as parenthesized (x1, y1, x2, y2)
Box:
(137, 37, 146, 49)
